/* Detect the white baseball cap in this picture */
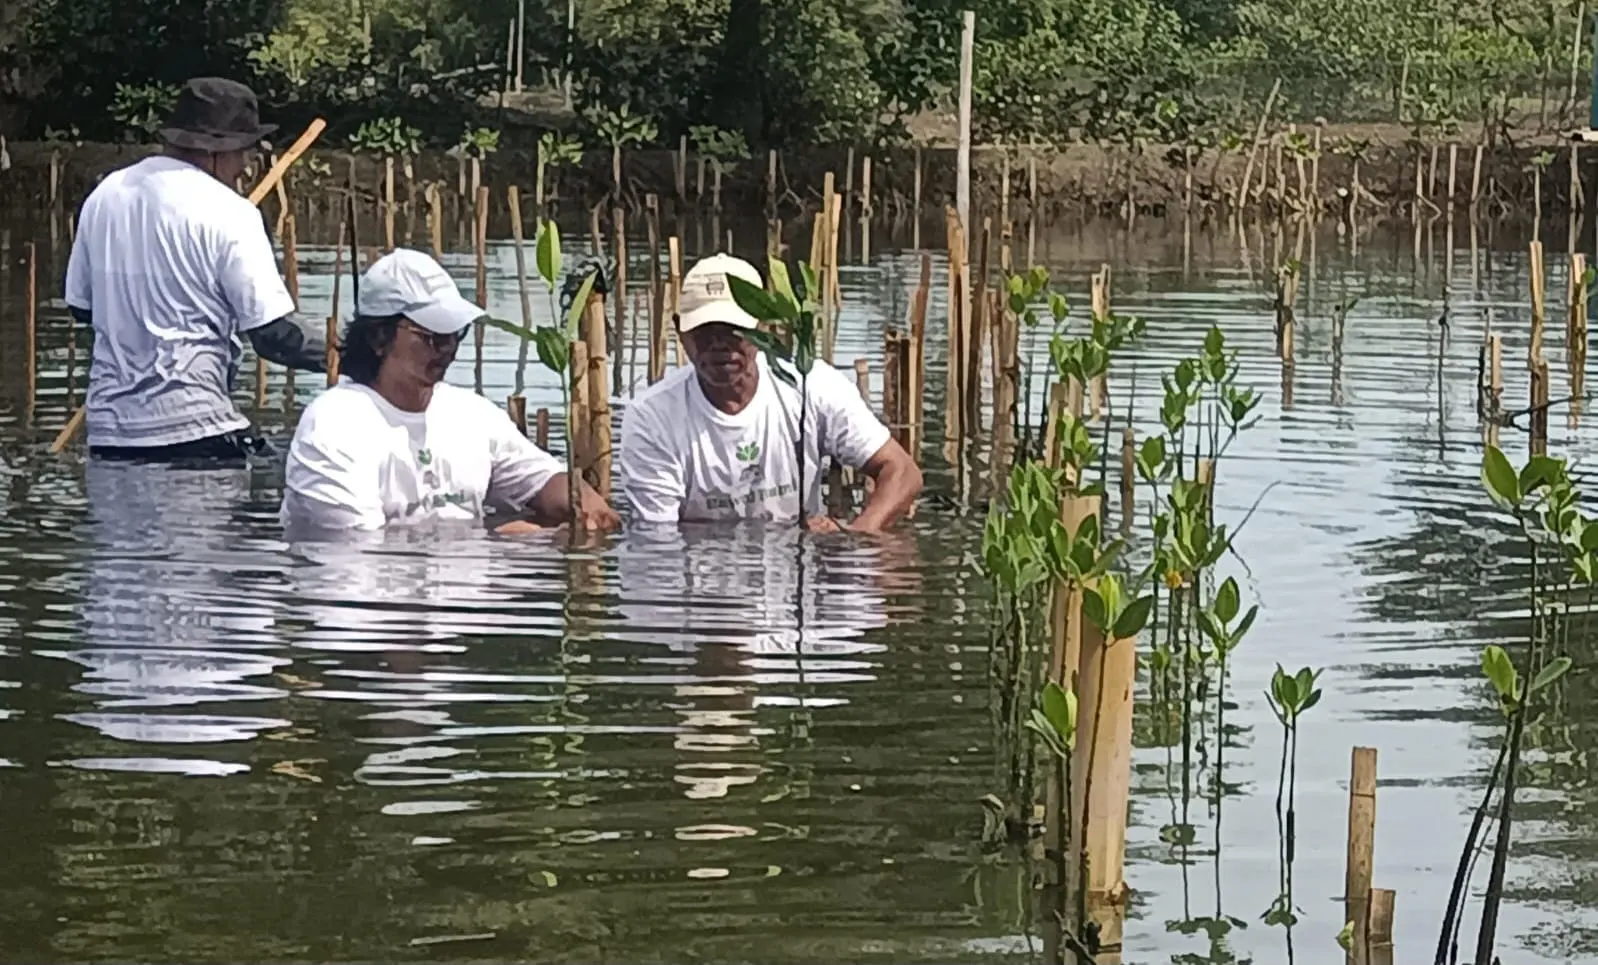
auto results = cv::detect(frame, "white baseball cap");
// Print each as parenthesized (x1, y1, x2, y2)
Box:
(677, 253, 763, 333)
(357, 248, 486, 334)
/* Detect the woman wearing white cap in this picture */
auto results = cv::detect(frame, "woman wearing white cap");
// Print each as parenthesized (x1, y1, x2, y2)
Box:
(619, 254, 922, 532)
(280, 248, 619, 537)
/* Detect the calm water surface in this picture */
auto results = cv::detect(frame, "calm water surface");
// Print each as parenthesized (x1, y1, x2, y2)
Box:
(0, 204, 1592, 963)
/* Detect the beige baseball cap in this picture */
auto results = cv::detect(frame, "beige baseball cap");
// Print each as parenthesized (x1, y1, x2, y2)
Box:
(676, 254, 763, 333)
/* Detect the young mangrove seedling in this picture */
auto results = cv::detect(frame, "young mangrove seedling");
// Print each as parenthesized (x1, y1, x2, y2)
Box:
(483, 218, 598, 528)
(1265, 664, 1321, 934)
(726, 258, 821, 527)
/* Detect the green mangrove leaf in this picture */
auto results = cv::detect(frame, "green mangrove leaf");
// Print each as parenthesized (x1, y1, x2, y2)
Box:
(727, 273, 795, 323)
(1137, 434, 1167, 480)
(1530, 656, 1573, 694)
(1083, 588, 1111, 633)
(768, 258, 796, 305)
(534, 220, 562, 289)
(1199, 609, 1227, 644)
(1233, 605, 1259, 645)
(1028, 265, 1048, 292)
(1204, 326, 1225, 357)
(532, 326, 569, 376)
(1114, 595, 1155, 638)
(1040, 680, 1077, 746)
(1481, 446, 1521, 509)
(1481, 645, 1518, 703)
(1047, 291, 1069, 323)
(1214, 577, 1241, 625)
(1519, 454, 1566, 495)
(482, 315, 538, 343)
(799, 262, 821, 305)
(564, 271, 597, 338)
(1299, 686, 1322, 714)
(1025, 709, 1069, 759)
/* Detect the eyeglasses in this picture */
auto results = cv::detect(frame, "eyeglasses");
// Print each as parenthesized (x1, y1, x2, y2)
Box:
(402, 321, 469, 352)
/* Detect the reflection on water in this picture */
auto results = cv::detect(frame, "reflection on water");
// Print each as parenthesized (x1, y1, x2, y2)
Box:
(0, 211, 1596, 962)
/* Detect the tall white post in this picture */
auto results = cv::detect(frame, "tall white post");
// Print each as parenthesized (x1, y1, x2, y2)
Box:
(956, 10, 975, 235)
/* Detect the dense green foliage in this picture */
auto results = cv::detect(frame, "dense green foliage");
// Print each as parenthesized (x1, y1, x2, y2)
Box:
(0, 0, 1590, 147)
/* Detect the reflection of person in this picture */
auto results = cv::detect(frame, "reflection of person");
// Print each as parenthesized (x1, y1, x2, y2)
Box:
(280, 249, 618, 537)
(70, 459, 291, 749)
(615, 523, 902, 800)
(619, 254, 922, 533)
(64, 77, 325, 463)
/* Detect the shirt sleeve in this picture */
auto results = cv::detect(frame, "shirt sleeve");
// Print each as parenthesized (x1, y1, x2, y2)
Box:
(281, 413, 386, 533)
(619, 403, 685, 524)
(813, 362, 893, 469)
(485, 406, 565, 509)
(218, 205, 296, 334)
(64, 204, 93, 310)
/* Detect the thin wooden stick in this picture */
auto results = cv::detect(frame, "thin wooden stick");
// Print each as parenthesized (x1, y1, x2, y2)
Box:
(508, 185, 534, 397)
(1346, 747, 1378, 965)
(24, 242, 36, 426)
(474, 184, 490, 394)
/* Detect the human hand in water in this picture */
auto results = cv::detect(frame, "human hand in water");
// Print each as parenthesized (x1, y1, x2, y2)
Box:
(494, 519, 545, 536)
(804, 516, 848, 535)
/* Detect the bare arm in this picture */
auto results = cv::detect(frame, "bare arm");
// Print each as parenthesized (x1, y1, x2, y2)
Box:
(525, 473, 619, 530)
(848, 439, 923, 534)
(249, 313, 327, 373)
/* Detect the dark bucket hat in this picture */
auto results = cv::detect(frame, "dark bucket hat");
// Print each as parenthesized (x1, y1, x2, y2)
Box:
(160, 77, 277, 153)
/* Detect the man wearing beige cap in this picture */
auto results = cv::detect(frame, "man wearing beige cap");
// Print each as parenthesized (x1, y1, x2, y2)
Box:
(619, 254, 922, 532)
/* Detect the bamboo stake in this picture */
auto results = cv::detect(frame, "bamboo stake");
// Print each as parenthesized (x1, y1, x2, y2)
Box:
(474, 185, 490, 394)
(1345, 746, 1378, 965)
(1572, 252, 1589, 409)
(884, 332, 903, 447)
(1487, 333, 1504, 448)
(535, 407, 550, 449)
(1532, 357, 1551, 455)
(428, 182, 444, 257)
(1531, 240, 1547, 367)
(1090, 266, 1110, 419)
(508, 186, 534, 397)
(913, 147, 923, 249)
(384, 155, 396, 251)
(507, 395, 528, 435)
(646, 195, 665, 383)
(1370, 888, 1395, 960)
(24, 242, 36, 426)
(909, 253, 930, 460)
(1471, 145, 1485, 206)
(1071, 583, 1135, 950)
(667, 237, 683, 367)
(282, 212, 300, 406)
(612, 206, 627, 392)
(1448, 143, 1459, 205)
(569, 339, 590, 474)
(944, 207, 967, 442)
(584, 291, 612, 499)
(1120, 428, 1135, 536)
(966, 216, 991, 436)
(860, 154, 873, 264)
(327, 217, 344, 386)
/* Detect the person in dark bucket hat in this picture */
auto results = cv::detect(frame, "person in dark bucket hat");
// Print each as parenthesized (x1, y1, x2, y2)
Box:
(160, 77, 278, 154)
(63, 75, 327, 465)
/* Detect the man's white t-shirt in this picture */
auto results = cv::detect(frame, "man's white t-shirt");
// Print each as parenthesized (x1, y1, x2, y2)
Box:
(619, 356, 891, 522)
(65, 155, 296, 448)
(281, 379, 565, 534)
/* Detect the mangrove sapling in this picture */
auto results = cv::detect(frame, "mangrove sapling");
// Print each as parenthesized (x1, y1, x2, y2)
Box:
(483, 219, 598, 529)
(1264, 664, 1322, 938)
(1003, 266, 1070, 456)
(725, 259, 821, 528)
(1438, 446, 1580, 965)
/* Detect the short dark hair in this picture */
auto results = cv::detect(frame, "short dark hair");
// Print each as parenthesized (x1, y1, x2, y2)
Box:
(339, 314, 401, 385)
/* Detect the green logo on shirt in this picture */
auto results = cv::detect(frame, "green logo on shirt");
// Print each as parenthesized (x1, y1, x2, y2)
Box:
(736, 442, 760, 462)
(417, 448, 433, 466)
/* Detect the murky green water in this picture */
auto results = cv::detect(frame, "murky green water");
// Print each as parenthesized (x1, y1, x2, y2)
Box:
(0, 198, 1591, 963)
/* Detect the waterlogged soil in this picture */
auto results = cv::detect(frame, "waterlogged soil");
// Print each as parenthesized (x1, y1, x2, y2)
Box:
(0, 208, 1594, 963)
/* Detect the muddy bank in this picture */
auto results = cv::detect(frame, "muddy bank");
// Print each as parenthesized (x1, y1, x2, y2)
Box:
(0, 133, 1578, 226)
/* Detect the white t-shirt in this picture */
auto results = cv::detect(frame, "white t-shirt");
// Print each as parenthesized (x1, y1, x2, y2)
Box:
(280, 379, 565, 534)
(65, 155, 296, 448)
(619, 357, 891, 522)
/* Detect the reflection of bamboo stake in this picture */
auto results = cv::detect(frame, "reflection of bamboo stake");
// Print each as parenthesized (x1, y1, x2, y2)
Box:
(584, 292, 612, 500)
(1345, 747, 1378, 965)
(508, 186, 534, 397)
(474, 185, 490, 395)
